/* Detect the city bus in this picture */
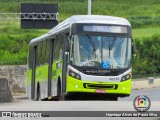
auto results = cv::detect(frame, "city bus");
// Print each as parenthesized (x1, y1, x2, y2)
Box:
(26, 15, 135, 101)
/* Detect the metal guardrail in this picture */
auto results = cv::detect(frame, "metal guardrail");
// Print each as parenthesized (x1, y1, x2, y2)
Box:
(0, 12, 59, 25)
(21, 13, 59, 20)
(0, 13, 59, 20)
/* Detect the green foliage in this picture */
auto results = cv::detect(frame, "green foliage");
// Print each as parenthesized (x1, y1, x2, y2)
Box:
(132, 27, 160, 39)
(0, 0, 160, 28)
(1, 0, 160, 76)
(0, 25, 48, 64)
(128, 16, 160, 28)
(133, 34, 160, 75)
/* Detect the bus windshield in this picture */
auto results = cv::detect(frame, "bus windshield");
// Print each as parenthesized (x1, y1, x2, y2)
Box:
(69, 35, 132, 69)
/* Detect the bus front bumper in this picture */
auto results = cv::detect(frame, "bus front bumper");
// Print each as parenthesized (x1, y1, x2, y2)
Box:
(67, 76, 131, 95)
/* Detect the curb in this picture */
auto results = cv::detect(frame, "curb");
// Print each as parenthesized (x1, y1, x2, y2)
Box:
(132, 77, 160, 90)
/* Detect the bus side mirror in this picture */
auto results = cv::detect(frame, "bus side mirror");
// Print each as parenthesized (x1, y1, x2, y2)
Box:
(132, 45, 136, 57)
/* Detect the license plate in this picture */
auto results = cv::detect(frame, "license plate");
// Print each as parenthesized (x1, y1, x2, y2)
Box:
(96, 89, 106, 93)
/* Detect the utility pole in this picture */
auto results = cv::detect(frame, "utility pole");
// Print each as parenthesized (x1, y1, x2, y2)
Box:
(88, 0, 91, 15)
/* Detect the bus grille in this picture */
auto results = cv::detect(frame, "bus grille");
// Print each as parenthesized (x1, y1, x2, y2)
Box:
(83, 83, 118, 90)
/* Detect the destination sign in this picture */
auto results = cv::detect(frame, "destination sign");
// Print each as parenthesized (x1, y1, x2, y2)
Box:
(83, 25, 128, 33)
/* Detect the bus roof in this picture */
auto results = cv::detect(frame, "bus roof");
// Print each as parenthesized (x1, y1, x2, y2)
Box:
(49, 15, 131, 33)
(30, 15, 131, 45)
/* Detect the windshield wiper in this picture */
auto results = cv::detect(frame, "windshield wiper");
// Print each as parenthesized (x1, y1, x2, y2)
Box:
(87, 35, 96, 51)
(87, 35, 96, 58)
(109, 36, 117, 50)
(108, 36, 117, 59)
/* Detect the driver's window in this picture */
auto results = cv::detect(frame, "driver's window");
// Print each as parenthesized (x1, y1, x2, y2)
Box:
(69, 36, 74, 64)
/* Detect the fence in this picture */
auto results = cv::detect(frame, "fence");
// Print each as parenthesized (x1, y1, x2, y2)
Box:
(0, 13, 58, 26)
(132, 73, 160, 79)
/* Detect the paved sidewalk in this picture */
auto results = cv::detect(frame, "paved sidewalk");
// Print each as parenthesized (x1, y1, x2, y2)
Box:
(12, 92, 27, 99)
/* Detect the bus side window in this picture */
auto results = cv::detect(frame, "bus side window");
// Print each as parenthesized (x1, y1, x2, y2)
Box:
(69, 36, 74, 64)
(28, 46, 33, 69)
(42, 40, 46, 64)
(53, 36, 60, 61)
(36, 42, 42, 66)
(59, 34, 64, 59)
(39, 42, 43, 65)
(46, 40, 50, 63)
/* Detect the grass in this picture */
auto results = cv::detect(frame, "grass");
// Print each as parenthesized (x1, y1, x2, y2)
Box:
(133, 27, 160, 39)
(0, 25, 48, 36)
(1, 0, 160, 18)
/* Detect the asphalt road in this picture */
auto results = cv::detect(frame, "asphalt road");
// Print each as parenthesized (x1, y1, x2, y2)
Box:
(0, 100, 159, 120)
(0, 87, 159, 120)
(119, 87, 160, 101)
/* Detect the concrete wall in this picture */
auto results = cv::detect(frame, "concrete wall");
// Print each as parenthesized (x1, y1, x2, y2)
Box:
(0, 65, 160, 93)
(132, 77, 160, 89)
(0, 65, 27, 92)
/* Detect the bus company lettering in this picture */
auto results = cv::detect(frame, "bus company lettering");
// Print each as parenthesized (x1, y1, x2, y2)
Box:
(85, 69, 110, 74)
(97, 70, 110, 73)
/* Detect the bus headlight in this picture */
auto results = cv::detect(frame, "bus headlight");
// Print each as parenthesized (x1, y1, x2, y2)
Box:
(126, 74, 130, 79)
(68, 69, 81, 80)
(121, 73, 131, 82)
